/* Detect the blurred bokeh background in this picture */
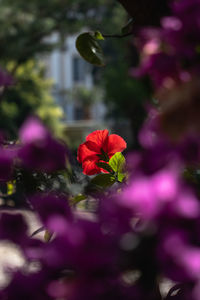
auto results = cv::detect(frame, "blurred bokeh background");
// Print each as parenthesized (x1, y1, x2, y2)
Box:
(0, 0, 150, 151)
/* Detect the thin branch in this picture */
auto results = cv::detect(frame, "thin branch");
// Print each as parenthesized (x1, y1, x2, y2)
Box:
(102, 31, 133, 39)
(165, 283, 183, 299)
(30, 226, 45, 238)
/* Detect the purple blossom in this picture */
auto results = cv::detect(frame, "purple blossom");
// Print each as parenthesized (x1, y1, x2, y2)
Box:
(0, 68, 14, 87)
(46, 276, 136, 300)
(137, 107, 200, 169)
(1, 271, 52, 300)
(30, 193, 72, 232)
(120, 167, 181, 220)
(0, 147, 15, 181)
(0, 213, 28, 245)
(18, 117, 67, 173)
(133, 52, 180, 88)
(158, 229, 200, 282)
(98, 193, 133, 236)
(134, 0, 200, 88)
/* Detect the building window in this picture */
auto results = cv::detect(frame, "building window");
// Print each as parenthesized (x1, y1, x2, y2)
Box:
(74, 105, 84, 120)
(73, 56, 86, 82)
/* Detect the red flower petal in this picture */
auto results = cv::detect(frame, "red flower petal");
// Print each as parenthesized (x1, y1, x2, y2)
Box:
(104, 134, 127, 156)
(84, 141, 101, 154)
(82, 157, 101, 175)
(77, 143, 97, 163)
(86, 130, 109, 150)
(78, 129, 126, 175)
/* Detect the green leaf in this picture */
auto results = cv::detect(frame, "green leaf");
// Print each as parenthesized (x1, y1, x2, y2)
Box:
(121, 18, 134, 35)
(109, 152, 125, 173)
(96, 162, 114, 173)
(118, 173, 125, 183)
(76, 32, 105, 67)
(7, 180, 16, 196)
(91, 173, 115, 188)
(71, 194, 87, 205)
(44, 230, 53, 243)
(94, 31, 104, 40)
(109, 152, 126, 182)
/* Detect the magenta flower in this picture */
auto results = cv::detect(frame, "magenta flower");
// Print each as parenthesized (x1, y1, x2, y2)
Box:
(0, 68, 14, 87)
(18, 117, 67, 173)
(0, 148, 14, 181)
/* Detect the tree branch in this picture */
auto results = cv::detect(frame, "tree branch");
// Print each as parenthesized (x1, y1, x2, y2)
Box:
(102, 31, 133, 39)
(117, 0, 170, 27)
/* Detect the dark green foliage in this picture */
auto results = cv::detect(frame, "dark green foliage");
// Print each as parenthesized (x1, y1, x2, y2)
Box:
(102, 39, 150, 148)
(76, 33, 105, 67)
(91, 173, 116, 188)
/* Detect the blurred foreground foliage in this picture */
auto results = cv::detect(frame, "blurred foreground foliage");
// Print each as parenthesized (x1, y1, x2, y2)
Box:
(0, 0, 123, 65)
(0, 61, 65, 140)
(0, 0, 124, 139)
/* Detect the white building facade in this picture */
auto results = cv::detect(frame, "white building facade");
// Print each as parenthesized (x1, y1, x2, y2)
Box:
(44, 33, 106, 123)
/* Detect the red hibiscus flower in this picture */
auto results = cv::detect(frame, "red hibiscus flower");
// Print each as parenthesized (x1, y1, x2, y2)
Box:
(77, 129, 126, 175)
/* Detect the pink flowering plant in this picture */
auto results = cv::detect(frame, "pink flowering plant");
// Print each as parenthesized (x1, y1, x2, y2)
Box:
(0, 0, 200, 299)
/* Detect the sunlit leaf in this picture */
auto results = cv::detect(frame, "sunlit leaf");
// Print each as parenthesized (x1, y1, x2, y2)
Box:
(94, 31, 104, 40)
(44, 230, 53, 243)
(109, 152, 125, 173)
(118, 172, 126, 182)
(109, 152, 126, 182)
(7, 181, 16, 196)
